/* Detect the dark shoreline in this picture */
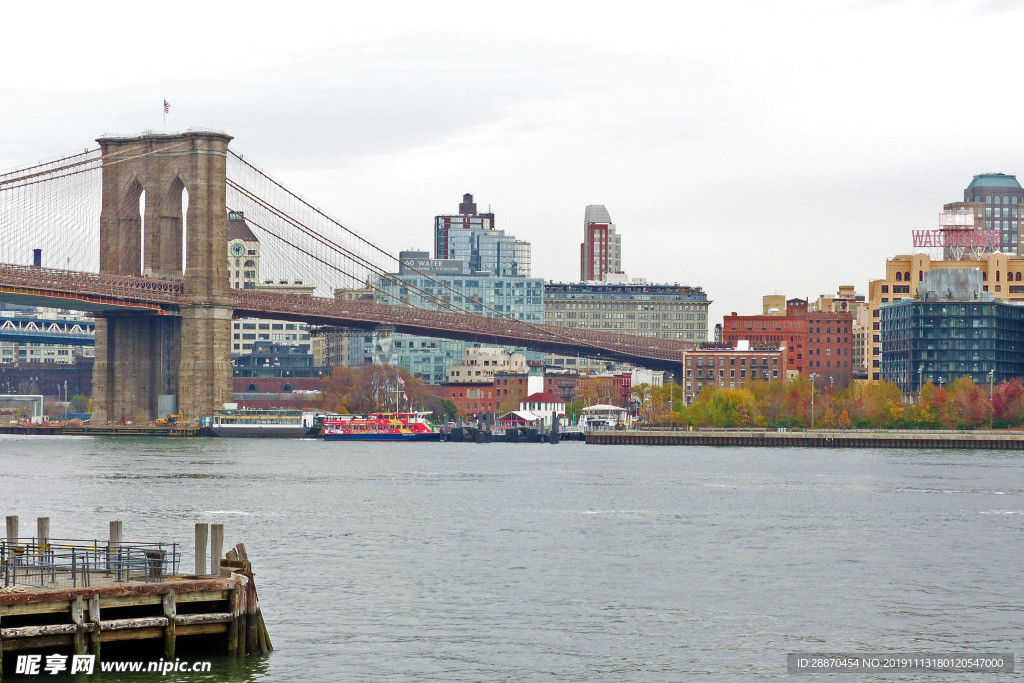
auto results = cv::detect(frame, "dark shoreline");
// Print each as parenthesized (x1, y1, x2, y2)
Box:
(587, 428, 1024, 449)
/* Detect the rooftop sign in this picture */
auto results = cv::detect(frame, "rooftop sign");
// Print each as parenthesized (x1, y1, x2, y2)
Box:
(912, 229, 997, 248)
(938, 211, 975, 227)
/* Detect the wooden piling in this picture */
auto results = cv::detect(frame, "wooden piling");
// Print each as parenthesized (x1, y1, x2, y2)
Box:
(210, 524, 224, 576)
(6, 515, 18, 543)
(37, 517, 50, 546)
(227, 577, 241, 656)
(88, 594, 101, 659)
(195, 523, 208, 575)
(71, 595, 85, 654)
(236, 575, 248, 658)
(163, 590, 176, 660)
(109, 521, 122, 552)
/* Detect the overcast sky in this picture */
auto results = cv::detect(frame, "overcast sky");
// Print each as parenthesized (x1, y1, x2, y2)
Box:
(2, 0, 1022, 332)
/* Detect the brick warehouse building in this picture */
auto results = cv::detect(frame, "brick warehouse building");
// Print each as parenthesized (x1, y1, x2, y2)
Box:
(722, 298, 853, 387)
(0, 358, 94, 397)
(682, 343, 787, 405)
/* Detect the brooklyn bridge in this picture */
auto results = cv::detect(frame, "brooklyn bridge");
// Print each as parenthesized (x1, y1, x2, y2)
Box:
(0, 131, 690, 422)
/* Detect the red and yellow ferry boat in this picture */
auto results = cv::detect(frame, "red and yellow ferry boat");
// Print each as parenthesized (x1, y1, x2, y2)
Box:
(321, 412, 440, 441)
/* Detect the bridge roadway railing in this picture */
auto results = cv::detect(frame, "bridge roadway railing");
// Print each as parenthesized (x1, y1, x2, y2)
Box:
(0, 264, 183, 305)
(233, 289, 692, 364)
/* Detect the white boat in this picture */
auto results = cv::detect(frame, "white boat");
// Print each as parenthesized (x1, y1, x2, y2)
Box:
(204, 409, 319, 438)
(578, 404, 631, 431)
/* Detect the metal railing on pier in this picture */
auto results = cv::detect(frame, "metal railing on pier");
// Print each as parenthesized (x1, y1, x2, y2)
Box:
(1, 537, 180, 589)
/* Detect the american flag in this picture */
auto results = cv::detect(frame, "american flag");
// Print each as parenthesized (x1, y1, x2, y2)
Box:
(163, 100, 170, 114)
(397, 375, 406, 386)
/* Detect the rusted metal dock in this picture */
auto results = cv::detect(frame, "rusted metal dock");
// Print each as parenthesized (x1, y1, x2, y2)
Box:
(0, 517, 269, 677)
(586, 428, 1024, 449)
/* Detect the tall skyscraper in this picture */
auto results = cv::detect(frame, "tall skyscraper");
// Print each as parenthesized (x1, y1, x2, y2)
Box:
(580, 204, 622, 281)
(433, 194, 530, 276)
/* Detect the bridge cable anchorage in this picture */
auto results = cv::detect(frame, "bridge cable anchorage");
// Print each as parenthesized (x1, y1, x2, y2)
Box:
(226, 153, 628, 355)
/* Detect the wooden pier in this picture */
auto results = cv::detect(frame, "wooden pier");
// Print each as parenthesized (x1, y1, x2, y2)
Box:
(0, 519, 269, 677)
(587, 428, 1024, 449)
(0, 424, 198, 437)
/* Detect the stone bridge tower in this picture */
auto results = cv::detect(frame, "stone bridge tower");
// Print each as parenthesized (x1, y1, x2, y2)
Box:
(91, 132, 233, 423)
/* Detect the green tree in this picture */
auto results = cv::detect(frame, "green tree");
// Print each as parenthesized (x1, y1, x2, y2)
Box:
(69, 394, 89, 413)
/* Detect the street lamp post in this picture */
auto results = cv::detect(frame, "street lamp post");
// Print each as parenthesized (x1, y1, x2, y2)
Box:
(810, 373, 819, 429)
(988, 369, 995, 429)
(667, 373, 674, 424)
(918, 365, 923, 403)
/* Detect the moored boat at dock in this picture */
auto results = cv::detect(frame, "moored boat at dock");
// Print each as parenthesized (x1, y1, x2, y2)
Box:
(322, 412, 440, 441)
(202, 408, 319, 437)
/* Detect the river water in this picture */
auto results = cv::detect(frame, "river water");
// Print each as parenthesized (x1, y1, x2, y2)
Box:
(0, 436, 1020, 681)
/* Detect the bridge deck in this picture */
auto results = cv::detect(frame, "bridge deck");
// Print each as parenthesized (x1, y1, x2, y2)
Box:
(0, 264, 691, 370)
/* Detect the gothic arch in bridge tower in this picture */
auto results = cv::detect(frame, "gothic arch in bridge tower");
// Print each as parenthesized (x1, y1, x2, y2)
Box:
(92, 132, 234, 425)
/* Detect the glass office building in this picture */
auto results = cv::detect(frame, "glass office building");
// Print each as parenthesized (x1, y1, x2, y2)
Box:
(373, 271, 545, 383)
(881, 297, 1024, 395)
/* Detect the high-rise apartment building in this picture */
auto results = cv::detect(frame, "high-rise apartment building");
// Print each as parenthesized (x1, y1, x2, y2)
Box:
(881, 270, 1024, 394)
(373, 257, 544, 383)
(542, 281, 708, 371)
(961, 173, 1024, 256)
(580, 204, 622, 281)
(866, 251, 1024, 380)
(433, 194, 530, 276)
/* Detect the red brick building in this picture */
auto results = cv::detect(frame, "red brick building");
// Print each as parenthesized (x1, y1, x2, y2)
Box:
(440, 368, 635, 418)
(441, 380, 511, 417)
(722, 298, 853, 387)
(682, 343, 787, 404)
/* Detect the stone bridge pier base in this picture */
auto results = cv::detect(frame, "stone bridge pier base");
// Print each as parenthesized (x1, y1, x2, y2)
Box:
(92, 315, 181, 424)
(177, 305, 233, 421)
